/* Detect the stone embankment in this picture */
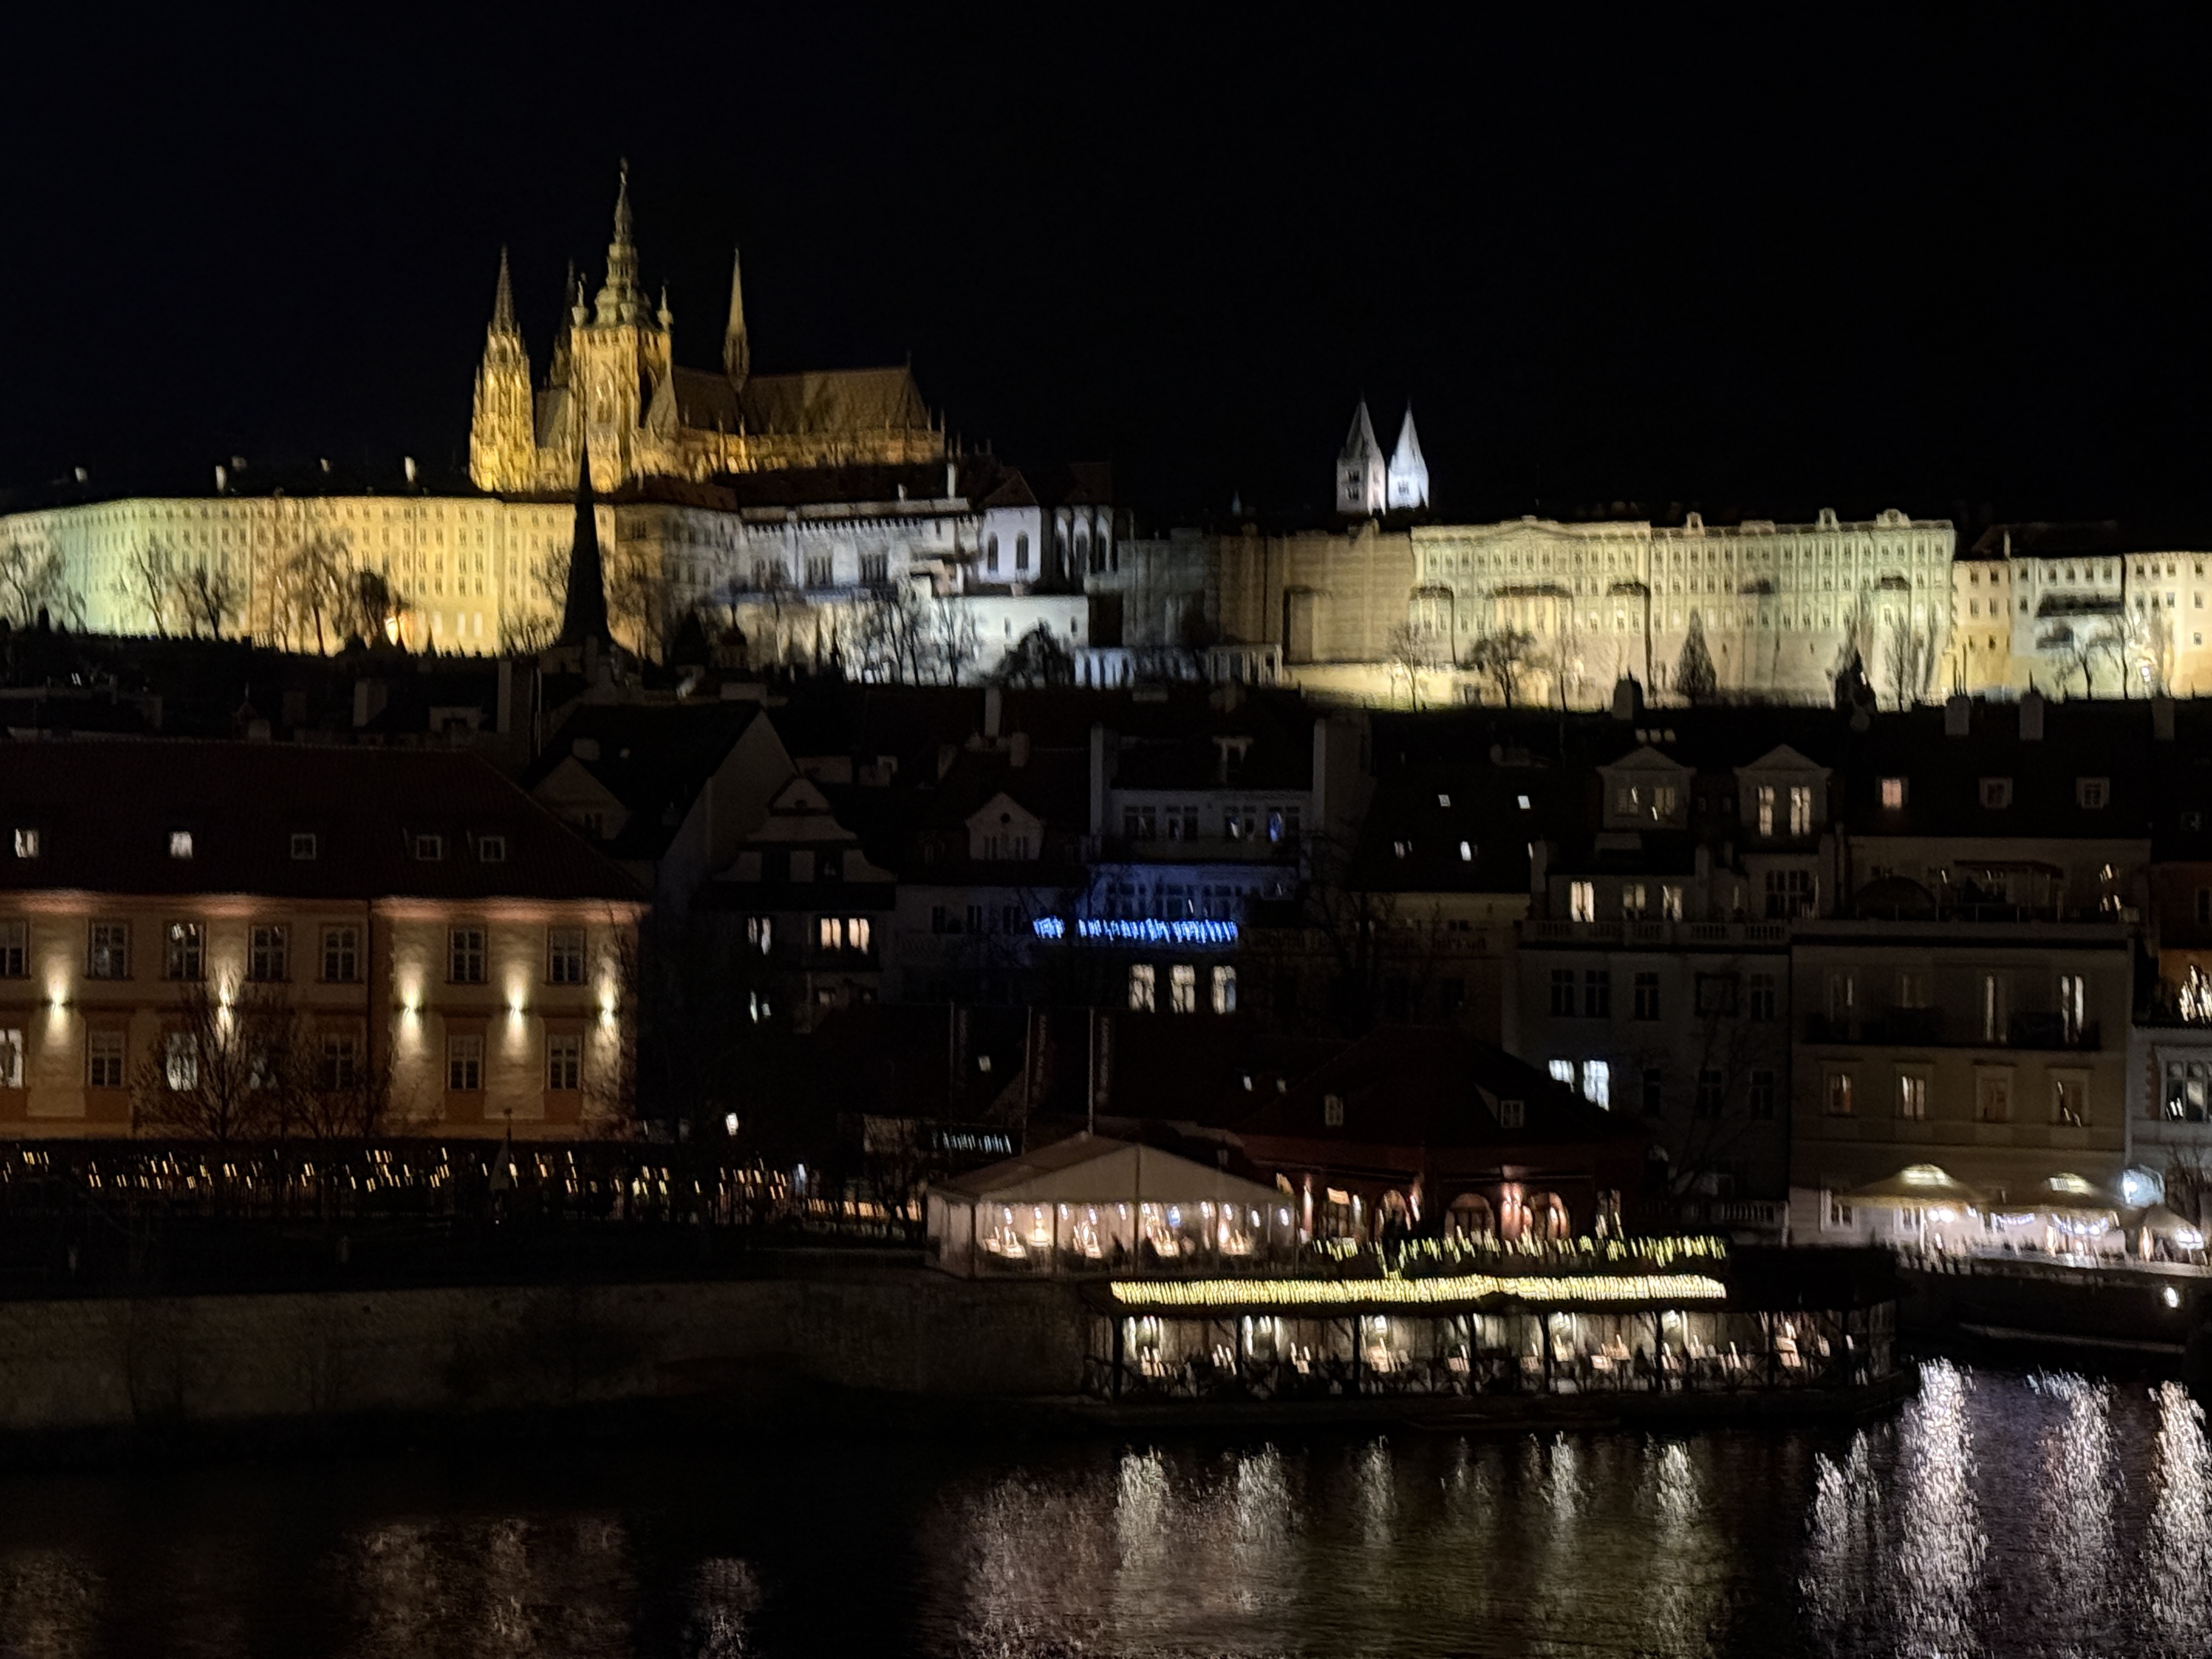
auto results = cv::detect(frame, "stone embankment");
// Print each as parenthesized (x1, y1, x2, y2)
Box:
(0, 1262, 1090, 1460)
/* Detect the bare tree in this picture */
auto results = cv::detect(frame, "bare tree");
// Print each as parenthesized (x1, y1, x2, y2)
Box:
(2041, 623, 2095, 699)
(115, 540, 178, 635)
(1461, 628, 1539, 708)
(284, 1019, 392, 1144)
(1625, 961, 1789, 1205)
(0, 538, 80, 627)
(1881, 618, 1937, 709)
(852, 582, 938, 684)
(174, 560, 245, 639)
(608, 540, 674, 661)
(1384, 621, 1436, 709)
(129, 980, 300, 1146)
(337, 568, 409, 648)
(994, 621, 1077, 687)
(276, 534, 351, 653)
(931, 596, 981, 684)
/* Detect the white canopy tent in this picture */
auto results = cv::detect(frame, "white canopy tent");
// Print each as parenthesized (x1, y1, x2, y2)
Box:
(926, 1134, 1295, 1277)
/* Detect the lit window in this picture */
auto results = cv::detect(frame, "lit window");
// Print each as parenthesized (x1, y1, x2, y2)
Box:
(746, 916, 772, 955)
(1825, 1072, 1854, 1116)
(1170, 964, 1197, 1013)
(164, 1032, 199, 1092)
(547, 1033, 582, 1092)
(1549, 1058, 1575, 1086)
(168, 830, 194, 860)
(12, 828, 38, 859)
(1756, 785, 1775, 837)
(1661, 884, 1683, 920)
(290, 833, 318, 860)
(1788, 786, 1812, 837)
(1880, 777, 1905, 809)
(1517, 794, 1531, 811)
(1580, 1059, 1610, 1110)
(1128, 963, 1155, 1013)
(1568, 881, 1595, 922)
(1459, 840, 1474, 862)
(818, 916, 845, 950)
(2053, 1075, 2086, 1127)
(1622, 882, 1647, 918)
(447, 1035, 484, 1092)
(1212, 966, 1237, 1014)
(1897, 1075, 1927, 1120)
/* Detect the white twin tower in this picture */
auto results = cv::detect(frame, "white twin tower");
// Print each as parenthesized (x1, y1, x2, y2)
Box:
(1335, 399, 1429, 516)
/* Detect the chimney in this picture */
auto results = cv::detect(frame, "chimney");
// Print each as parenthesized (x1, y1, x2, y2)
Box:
(1009, 731, 1031, 768)
(2019, 689, 2045, 741)
(1529, 840, 1549, 900)
(1944, 695, 1971, 738)
(496, 659, 514, 736)
(983, 685, 1003, 741)
(2154, 694, 2176, 741)
(1610, 676, 1642, 721)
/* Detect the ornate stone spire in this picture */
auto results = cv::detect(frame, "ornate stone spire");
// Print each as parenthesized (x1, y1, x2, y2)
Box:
(1336, 399, 1386, 517)
(1387, 403, 1429, 512)
(723, 246, 750, 382)
(558, 437, 612, 647)
(594, 159, 646, 326)
(490, 245, 517, 334)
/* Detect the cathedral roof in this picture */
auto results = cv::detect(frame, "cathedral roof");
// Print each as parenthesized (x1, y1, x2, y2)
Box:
(738, 365, 932, 435)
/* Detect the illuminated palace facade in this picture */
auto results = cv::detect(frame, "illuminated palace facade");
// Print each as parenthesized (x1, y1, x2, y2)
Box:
(0, 170, 1090, 668)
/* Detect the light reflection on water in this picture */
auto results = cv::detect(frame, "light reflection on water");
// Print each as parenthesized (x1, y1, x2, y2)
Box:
(4, 1364, 2212, 1655)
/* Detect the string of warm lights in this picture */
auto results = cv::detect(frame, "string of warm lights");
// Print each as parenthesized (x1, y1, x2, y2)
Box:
(1109, 1272, 1729, 1309)
(1309, 1233, 1728, 1275)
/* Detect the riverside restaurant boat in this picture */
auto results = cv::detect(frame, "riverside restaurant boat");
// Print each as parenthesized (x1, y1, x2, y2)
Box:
(1077, 1238, 1900, 1406)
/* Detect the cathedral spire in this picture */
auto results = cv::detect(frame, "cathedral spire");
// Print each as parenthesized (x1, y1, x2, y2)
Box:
(723, 246, 750, 382)
(490, 245, 517, 334)
(1335, 398, 1386, 517)
(558, 438, 612, 648)
(594, 158, 645, 325)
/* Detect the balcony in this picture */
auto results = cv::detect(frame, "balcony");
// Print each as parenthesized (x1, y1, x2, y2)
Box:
(1802, 1008, 2100, 1051)
(1523, 919, 1787, 949)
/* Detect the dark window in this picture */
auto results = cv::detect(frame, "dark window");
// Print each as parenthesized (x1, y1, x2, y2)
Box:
(548, 927, 585, 984)
(1632, 971, 1661, 1020)
(1549, 968, 1576, 1017)
(1748, 972, 1778, 1022)
(1695, 1069, 1725, 1118)
(1582, 969, 1611, 1019)
(449, 928, 486, 985)
(163, 922, 204, 981)
(1641, 1067, 1664, 1117)
(247, 925, 288, 983)
(322, 927, 360, 984)
(1749, 1069, 1777, 1119)
(1695, 973, 1739, 1017)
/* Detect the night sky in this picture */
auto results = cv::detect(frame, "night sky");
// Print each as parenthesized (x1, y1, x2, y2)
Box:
(4, 10, 2205, 531)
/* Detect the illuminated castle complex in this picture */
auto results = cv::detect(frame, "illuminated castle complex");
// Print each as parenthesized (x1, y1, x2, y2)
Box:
(470, 166, 942, 495)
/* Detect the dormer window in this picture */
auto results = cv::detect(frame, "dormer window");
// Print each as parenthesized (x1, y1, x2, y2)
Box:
(2076, 777, 2109, 810)
(290, 833, 318, 860)
(1789, 786, 1812, 837)
(12, 828, 38, 860)
(168, 831, 194, 860)
(1880, 777, 1906, 810)
(1980, 778, 2013, 810)
(414, 833, 445, 861)
(477, 834, 508, 863)
(1757, 785, 1775, 837)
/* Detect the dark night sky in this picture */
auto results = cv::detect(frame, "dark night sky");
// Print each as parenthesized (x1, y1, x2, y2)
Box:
(4, 8, 2205, 531)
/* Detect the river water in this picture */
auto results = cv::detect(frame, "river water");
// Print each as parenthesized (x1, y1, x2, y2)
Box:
(2, 1362, 2210, 1657)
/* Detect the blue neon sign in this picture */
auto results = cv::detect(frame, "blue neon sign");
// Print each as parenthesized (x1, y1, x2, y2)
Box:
(1031, 916, 1239, 946)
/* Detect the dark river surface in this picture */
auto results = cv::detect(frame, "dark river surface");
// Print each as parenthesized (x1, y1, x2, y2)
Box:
(4, 1362, 2212, 1657)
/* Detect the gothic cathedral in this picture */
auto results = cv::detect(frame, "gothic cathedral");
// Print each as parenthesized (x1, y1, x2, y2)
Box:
(470, 166, 945, 496)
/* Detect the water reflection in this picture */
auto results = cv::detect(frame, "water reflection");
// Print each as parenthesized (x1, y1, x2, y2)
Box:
(6, 1365, 2212, 1655)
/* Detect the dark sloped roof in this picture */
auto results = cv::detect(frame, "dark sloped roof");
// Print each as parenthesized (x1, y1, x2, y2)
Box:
(1237, 1025, 1618, 1149)
(520, 701, 769, 863)
(0, 739, 640, 902)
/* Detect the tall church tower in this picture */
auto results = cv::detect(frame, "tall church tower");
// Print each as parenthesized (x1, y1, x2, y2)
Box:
(723, 247, 750, 383)
(468, 249, 537, 492)
(1336, 400, 1386, 516)
(567, 162, 673, 489)
(1386, 404, 1429, 512)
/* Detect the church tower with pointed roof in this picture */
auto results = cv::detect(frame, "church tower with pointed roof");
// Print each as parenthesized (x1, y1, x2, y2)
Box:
(1336, 399, 1386, 516)
(1386, 403, 1429, 512)
(469, 248, 537, 493)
